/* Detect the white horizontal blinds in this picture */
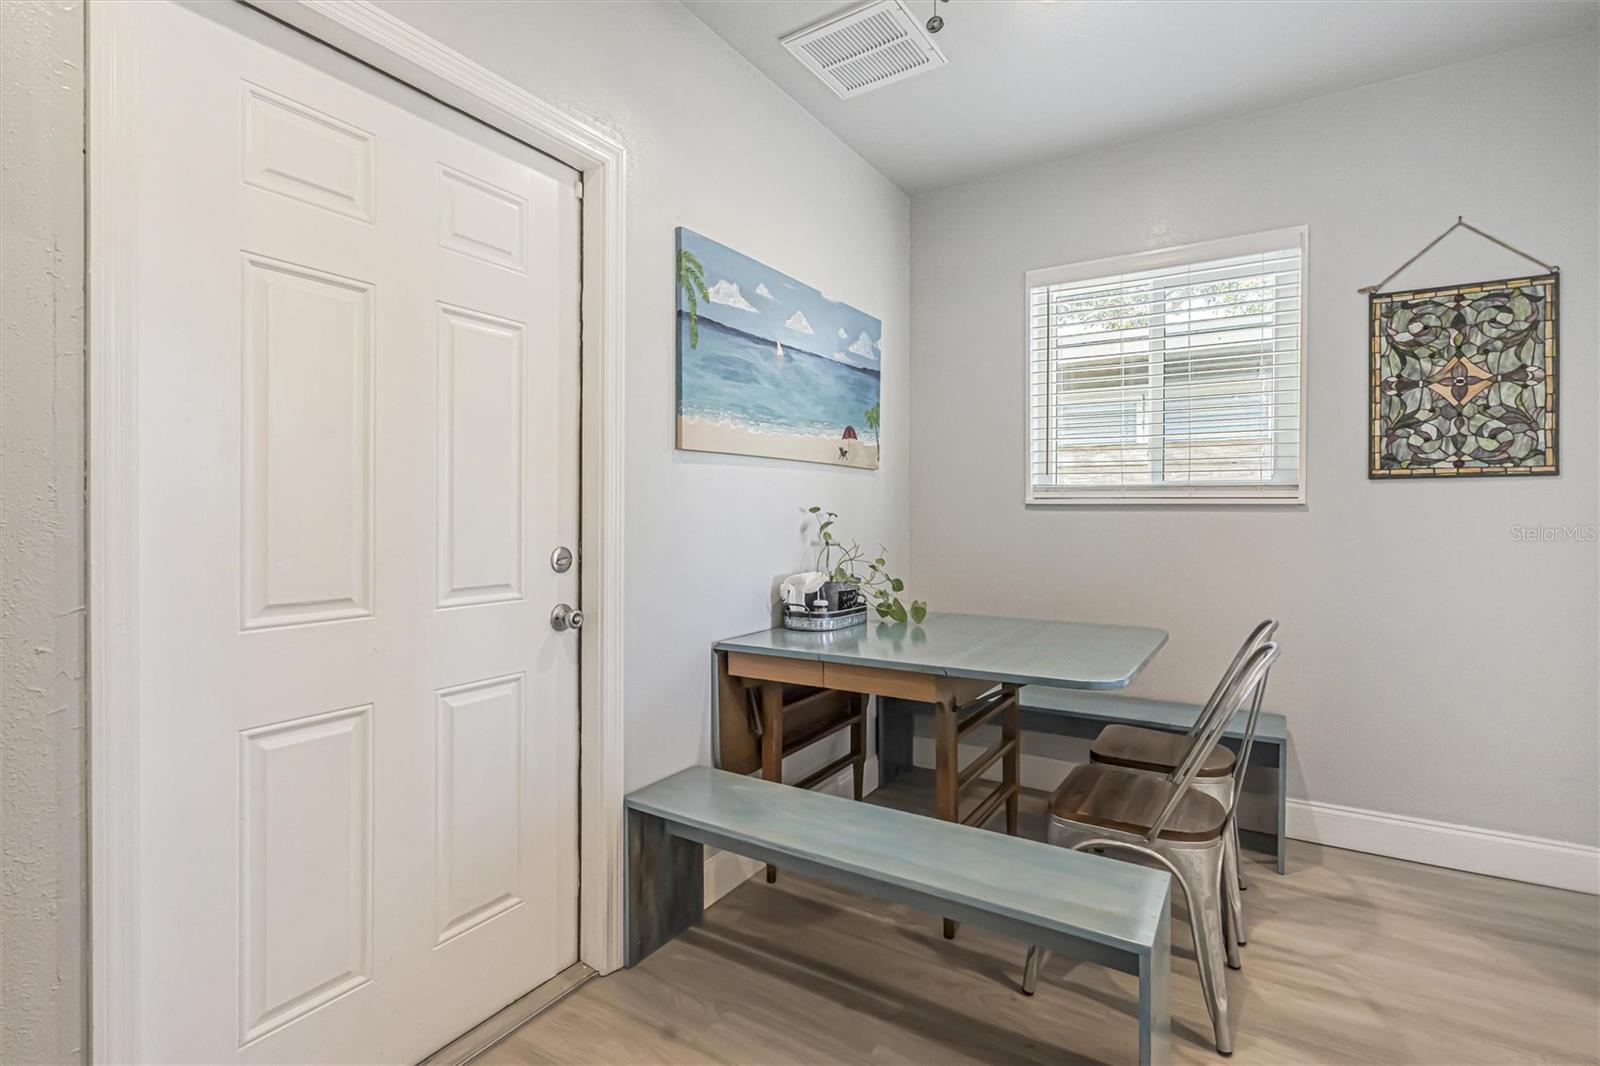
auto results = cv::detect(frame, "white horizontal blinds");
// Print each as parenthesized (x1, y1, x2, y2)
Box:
(1029, 240, 1303, 497)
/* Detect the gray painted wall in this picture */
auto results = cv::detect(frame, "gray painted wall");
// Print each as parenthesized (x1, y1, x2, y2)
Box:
(909, 35, 1600, 847)
(1, 1, 88, 1061)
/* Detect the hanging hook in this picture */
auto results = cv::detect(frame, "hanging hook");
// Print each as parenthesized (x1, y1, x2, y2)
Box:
(1358, 216, 1558, 295)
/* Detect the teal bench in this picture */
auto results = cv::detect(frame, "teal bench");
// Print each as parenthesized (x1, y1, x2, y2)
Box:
(1018, 687, 1290, 874)
(627, 766, 1174, 1065)
(880, 689, 1289, 873)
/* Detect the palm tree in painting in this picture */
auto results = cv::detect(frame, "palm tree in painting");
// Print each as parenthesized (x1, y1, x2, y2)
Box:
(677, 249, 709, 348)
(863, 402, 880, 437)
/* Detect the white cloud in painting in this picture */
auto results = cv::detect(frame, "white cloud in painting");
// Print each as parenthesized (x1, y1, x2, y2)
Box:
(829, 352, 855, 365)
(848, 331, 878, 360)
(706, 279, 757, 312)
(784, 310, 814, 335)
(837, 327, 848, 339)
(755, 282, 774, 299)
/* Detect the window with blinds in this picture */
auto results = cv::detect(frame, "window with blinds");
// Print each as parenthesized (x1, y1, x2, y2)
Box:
(1026, 227, 1306, 503)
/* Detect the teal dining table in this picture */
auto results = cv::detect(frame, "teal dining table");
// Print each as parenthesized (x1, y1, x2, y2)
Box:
(711, 611, 1169, 934)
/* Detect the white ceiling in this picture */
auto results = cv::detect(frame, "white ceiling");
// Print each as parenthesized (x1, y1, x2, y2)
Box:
(684, 0, 1598, 192)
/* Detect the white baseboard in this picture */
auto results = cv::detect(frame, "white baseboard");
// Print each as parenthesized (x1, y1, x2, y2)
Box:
(1287, 798, 1599, 895)
(703, 756, 879, 907)
(909, 738, 1598, 895)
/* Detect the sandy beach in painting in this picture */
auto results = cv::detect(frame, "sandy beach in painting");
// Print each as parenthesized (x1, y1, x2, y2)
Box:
(678, 417, 880, 470)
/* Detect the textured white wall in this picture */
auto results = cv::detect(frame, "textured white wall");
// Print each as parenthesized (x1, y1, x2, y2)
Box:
(370, 0, 912, 791)
(909, 35, 1600, 846)
(1, 2, 88, 1061)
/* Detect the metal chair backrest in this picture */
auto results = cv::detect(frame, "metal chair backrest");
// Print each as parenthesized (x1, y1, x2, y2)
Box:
(1228, 648, 1277, 816)
(1172, 630, 1281, 791)
(1164, 621, 1278, 787)
(1146, 643, 1279, 843)
(1184, 619, 1278, 739)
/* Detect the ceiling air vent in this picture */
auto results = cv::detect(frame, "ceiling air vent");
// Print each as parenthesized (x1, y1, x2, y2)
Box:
(781, 0, 947, 100)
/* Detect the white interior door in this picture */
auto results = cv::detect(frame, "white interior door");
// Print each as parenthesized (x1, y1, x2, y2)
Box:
(129, 3, 580, 1061)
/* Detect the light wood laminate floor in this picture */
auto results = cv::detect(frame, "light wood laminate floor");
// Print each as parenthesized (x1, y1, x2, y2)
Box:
(492, 773, 1600, 1064)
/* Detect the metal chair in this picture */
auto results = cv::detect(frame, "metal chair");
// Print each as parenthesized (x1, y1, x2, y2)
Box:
(1020, 642, 1280, 1057)
(1089, 619, 1279, 967)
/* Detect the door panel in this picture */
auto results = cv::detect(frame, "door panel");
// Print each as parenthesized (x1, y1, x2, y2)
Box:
(132, 3, 581, 1061)
(239, 706, 373, 1045)
(436, 305, 526, 608)
(239, 254, 376, 629)
(241, 82, 377, 222)
(434, 675, 526, 945)
(438, 165, 529, 272)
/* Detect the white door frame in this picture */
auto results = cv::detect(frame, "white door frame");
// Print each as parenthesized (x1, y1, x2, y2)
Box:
(87, 2, 628, 1059)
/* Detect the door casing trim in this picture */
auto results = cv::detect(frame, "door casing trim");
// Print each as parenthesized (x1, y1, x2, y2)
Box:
(87, 3, 628, 1059)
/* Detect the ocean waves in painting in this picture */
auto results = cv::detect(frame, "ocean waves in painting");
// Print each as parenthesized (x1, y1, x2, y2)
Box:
(678, 314, 881, 441)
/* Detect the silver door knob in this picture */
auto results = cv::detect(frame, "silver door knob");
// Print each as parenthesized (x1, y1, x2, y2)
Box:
(550, 604, 583, 632)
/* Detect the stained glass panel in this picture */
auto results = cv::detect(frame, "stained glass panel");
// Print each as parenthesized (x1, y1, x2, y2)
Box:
(1369, 274, 1558, 478)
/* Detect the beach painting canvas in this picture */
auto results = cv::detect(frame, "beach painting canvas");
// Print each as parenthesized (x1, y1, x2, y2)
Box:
(676, 228, 881, 469)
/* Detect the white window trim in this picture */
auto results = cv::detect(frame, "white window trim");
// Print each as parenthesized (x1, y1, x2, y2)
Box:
(1023, 225, 1309, 506)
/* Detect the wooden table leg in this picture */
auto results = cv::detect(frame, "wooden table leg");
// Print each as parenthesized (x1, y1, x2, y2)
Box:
(760, 681, 783, 883)
(934, 695, 960, 939)
(1002, 684, 1021, 836)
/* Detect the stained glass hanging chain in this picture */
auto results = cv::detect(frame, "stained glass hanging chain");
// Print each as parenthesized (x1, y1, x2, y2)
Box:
(1358, 216, 1559, 295)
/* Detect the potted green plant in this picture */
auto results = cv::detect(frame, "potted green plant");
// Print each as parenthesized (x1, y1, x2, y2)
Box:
(807, 506, 927, 624)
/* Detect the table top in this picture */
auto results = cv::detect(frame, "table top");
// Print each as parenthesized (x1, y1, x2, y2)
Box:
(715, 611, 1168, 690)
(629, 766, 1170, 955)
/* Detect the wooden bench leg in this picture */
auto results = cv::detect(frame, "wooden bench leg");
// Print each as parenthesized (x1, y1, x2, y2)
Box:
(1138, 901, 1172, 1066)
(934, 696, 960, 939)
(877, 697, 913, 786)
(1274, 740, 1287, 875)
(626, 808, 703, 966)
(1001, 685, 1020, 836)
(850, 693, 867, 801)
(761, 682, 783, 883)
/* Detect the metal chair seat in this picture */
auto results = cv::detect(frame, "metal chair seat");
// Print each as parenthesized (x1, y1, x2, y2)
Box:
(1049, 762, 1229, 842)
(1091, 724, 1237, 778)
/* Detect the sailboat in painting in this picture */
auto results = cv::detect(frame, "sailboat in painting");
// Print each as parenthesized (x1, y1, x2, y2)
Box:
(774, 340, 784, 361)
